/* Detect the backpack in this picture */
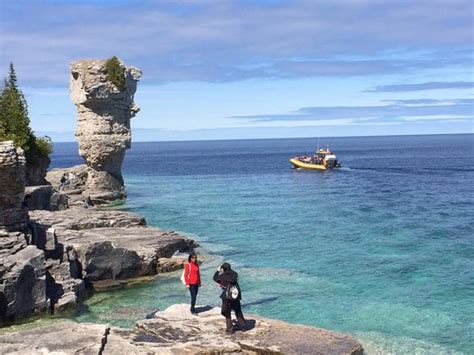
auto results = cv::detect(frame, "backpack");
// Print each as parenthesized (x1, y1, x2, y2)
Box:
(225, 282, 240, 300)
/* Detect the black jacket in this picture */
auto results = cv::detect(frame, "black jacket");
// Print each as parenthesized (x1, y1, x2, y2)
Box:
(213, 269, 241, 300)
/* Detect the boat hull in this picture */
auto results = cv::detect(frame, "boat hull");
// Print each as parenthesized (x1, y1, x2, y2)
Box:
(290, 159, 327, 170)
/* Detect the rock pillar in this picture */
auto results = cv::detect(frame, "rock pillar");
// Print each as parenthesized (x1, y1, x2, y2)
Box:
(70, 59, 141, 202)
(0, 141, 29, 231)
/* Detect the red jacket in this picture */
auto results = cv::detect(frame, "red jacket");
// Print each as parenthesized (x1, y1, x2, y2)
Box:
(184, 261, 201, 286)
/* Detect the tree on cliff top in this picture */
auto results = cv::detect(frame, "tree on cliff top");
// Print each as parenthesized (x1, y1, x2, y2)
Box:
(105, 56, 126, 91)
(0, 63, 53, 176)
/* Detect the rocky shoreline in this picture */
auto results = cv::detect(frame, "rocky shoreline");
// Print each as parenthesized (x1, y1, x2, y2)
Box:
(0, 304, 364, 354)
(1, 143, 197, 323)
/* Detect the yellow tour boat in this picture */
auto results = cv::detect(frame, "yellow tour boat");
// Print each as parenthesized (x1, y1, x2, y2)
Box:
(290, 148, 341, 171)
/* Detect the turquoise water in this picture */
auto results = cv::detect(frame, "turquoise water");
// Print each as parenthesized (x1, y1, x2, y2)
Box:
(52, 135, 473, 353)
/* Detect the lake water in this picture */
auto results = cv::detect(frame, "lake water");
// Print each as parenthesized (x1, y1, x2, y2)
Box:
(50, 134, 474, 354)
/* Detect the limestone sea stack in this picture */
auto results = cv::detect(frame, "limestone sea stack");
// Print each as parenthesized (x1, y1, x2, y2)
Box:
(70, 58, 141, 203)
(0, 141, 29, 231)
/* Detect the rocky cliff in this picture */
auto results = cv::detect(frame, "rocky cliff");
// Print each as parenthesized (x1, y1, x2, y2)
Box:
(1, 147, 195, 323)
(70, 58, 141, 203)
(0, 141, 29, 231)
(0, 141, 49, 322)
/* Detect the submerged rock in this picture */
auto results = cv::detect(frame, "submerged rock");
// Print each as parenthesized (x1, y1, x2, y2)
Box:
(0, 304, 364, 354)
(70, 59, 141, 203)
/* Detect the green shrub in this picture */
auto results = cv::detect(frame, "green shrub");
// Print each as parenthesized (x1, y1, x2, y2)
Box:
(105, 56, 126, 91)
(35, 136, 53, 156)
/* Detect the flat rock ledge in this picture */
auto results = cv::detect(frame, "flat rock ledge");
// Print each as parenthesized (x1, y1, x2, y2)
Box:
(0, 304, 363, 354)
(28, 207, 197, 286)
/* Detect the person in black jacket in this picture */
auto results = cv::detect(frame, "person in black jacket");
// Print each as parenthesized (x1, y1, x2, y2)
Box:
(213, 262, 247, 334)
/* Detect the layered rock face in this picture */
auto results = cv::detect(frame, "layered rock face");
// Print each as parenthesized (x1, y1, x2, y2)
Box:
(0, 141, 29, 231)
(0, 142, 49, 322)
(70, 59, 141, 202)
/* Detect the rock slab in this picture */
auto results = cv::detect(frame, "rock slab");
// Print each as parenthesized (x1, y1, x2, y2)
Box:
(29, 208, 196, 286)
(0, 304, 364, 354)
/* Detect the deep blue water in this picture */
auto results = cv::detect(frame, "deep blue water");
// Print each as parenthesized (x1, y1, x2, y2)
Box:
(50, 134, 474, 354)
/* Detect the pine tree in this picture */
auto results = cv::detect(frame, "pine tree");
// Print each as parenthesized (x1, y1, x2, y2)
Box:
(8, 62, 17, 88)
(0, 63, 33, 149)
(0, 63, 52, 184)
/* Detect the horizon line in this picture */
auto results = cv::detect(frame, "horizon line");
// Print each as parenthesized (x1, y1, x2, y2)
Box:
(50, 132, 473, 144)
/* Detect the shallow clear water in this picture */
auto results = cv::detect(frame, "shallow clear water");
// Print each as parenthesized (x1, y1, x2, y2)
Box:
(49, 134, 473, 353)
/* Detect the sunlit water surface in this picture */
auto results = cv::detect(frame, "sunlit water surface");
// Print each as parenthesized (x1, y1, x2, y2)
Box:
(43, 134, 474, 353)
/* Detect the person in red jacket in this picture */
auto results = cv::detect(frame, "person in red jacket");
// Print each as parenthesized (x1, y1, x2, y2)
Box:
(184, 253, 201, 314)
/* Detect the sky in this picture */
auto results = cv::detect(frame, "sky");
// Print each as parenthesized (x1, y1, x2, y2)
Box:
(0, 0, 473, 142)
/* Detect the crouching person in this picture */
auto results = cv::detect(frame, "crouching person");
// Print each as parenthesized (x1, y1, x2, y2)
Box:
(213, 262, 247, 334)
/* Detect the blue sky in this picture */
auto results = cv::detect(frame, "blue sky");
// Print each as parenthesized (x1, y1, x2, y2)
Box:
(1, 0, 473, 141)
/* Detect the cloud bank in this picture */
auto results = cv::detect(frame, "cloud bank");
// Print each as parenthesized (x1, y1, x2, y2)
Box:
(233, 98, 474, 123)
(1, 0, 473, 86)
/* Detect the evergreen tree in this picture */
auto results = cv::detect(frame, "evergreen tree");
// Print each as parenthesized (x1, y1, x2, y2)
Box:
(0, 63, 52, 183)
(105, 56, 126, 91)
(8, 62, 17, 88)
(0, 63, 33, 149)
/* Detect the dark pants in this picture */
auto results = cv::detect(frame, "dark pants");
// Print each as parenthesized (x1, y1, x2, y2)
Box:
(189, 284, 199, 312)
(221, 299, 243, 318)
(221, 299, 246, 331)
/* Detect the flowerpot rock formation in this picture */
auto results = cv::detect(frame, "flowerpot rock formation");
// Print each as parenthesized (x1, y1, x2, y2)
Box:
(70, 59, 141, 203)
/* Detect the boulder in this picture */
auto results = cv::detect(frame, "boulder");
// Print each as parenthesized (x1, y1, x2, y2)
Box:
(24, 185, 52, 210)
(70, 59, 141, 203)
(25, 154, 50, 186)
(0, 141, 29, 232)
(0, 245, 48, 322)
(45, 258, 86, 314)
(23, 185, 69, 211)
(56, 227, 196, 284)
(49, 192, 69, 211)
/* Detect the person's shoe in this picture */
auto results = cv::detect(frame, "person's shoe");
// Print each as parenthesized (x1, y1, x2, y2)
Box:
(225, 328, 234, 334)
(237, 318, 248, 331)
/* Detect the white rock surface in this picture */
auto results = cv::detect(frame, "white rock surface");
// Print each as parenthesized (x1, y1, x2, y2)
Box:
(0, 304, 364, 354)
